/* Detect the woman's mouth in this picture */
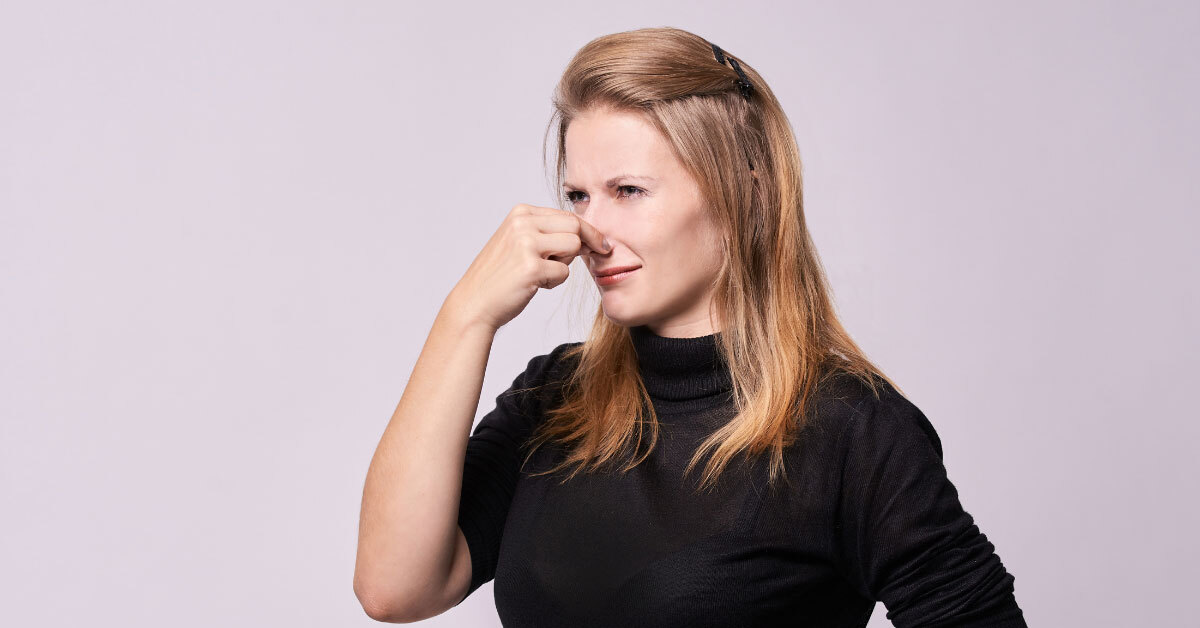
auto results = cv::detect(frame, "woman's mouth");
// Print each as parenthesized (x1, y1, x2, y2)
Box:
(594, 266, 640, 286)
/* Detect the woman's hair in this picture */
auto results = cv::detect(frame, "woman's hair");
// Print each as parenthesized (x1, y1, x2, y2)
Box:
(521, 26, 900, 493)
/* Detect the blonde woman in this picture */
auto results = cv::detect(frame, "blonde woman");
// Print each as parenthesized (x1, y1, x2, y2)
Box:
(354, 27, 1027, 627)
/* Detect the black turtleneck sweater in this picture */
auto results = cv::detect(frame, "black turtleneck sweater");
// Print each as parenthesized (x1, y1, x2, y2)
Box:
(455, 326, 1027, 627)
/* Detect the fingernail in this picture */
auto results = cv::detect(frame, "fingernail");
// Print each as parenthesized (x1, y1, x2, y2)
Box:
(602, 237, 611, 251)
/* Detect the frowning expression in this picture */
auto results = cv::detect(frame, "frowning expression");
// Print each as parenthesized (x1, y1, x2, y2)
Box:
(563, 107, 725, 336)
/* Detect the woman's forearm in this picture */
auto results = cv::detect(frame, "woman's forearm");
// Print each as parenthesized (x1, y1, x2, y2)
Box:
(353, 290, 496, 620)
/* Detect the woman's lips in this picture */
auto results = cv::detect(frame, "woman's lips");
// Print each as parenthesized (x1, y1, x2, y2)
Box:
(595, 267, 639, 286)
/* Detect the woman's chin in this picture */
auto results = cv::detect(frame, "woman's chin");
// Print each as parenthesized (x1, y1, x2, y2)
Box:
(599, 299, 640, 327)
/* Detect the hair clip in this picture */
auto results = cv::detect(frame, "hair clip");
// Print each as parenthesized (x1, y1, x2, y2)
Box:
(709, 42, 754, 101)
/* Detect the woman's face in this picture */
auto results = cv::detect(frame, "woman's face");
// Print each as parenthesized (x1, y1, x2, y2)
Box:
(564, 107, 725, 338)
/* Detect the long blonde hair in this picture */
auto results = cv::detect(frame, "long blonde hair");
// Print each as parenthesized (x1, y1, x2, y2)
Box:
(522, 27, 900, 493)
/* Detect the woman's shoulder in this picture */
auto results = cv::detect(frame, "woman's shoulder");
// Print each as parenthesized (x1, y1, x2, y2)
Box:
(474, 341, 584, 438)
(540, 340, 585, 382)
(509, 340, 583, 381)
(497, 340, 583, 406)
(807, 369, 944, 459)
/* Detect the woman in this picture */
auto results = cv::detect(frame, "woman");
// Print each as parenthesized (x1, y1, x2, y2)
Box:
(354, 27, 1027, 627)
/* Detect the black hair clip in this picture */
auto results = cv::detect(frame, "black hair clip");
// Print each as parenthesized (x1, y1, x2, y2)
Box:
(709, 41, 756, 171)
(710, 42, 754, 101)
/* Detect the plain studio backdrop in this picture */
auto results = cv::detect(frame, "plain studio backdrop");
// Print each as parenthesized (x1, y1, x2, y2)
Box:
(1, 1, 1196, 626)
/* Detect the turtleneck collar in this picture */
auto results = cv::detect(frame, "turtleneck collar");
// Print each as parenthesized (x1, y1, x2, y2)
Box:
(629, 324, 734, 414)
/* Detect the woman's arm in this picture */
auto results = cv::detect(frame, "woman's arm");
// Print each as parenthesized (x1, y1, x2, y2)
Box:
(833, 385, 1028, 628)
(353, 290, 496, 622)
(352, 204, 606, 621)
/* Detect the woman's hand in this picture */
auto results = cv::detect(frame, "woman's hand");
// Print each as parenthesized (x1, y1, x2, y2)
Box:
(446, 204, 610, 332)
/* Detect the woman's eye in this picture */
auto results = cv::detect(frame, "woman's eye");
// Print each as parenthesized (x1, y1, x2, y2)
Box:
(564, 186, 645, 204)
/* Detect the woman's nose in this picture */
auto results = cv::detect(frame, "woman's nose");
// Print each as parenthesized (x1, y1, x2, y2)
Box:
(575, 205, 615, 250)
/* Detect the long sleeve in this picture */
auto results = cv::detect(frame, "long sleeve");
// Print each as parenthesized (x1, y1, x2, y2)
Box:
(832, 384, 1027, 628)
(454, 342, 577, 605)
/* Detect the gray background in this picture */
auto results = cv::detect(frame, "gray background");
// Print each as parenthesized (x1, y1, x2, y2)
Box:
(2, 1, 1196, 626)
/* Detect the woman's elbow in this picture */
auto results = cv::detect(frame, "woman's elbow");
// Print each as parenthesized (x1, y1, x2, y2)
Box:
(354, 576, 424, 623)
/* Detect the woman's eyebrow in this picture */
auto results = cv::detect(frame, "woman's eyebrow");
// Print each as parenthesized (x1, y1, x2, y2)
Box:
(563, 174, 658, 189)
